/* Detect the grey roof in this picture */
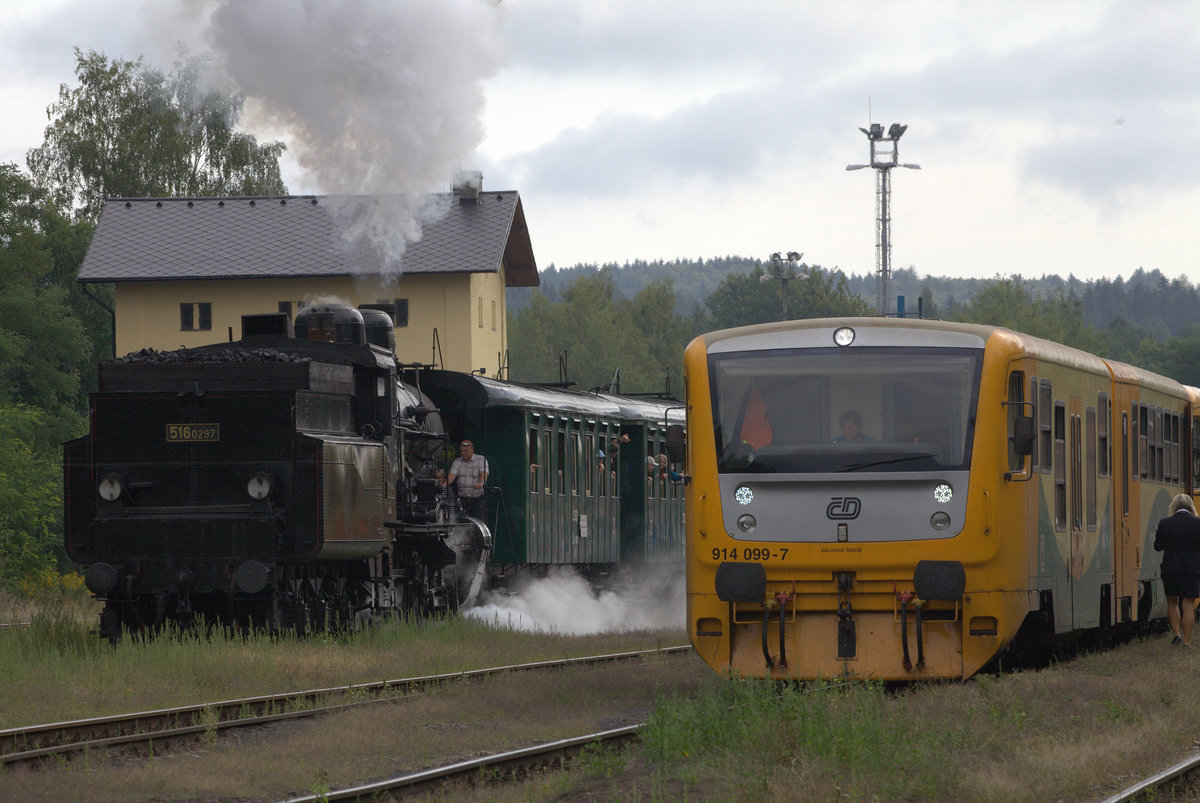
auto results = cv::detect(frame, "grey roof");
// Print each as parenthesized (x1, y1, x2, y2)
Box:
(78, 191, 538, 287)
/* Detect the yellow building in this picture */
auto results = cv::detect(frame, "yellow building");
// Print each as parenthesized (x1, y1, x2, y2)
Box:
(78, 185, 538, 377)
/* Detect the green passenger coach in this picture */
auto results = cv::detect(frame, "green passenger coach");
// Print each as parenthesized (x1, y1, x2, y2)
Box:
(417, 371, 685, 585)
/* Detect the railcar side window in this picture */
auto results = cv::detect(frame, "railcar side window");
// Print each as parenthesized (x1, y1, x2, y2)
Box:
(1007, 372, 1025, 473)
(1139, 402, 1149, 479)
(1193, 416, 1200, 493)
(1154, 407, 1161, 482)
(1039, 381, 1053, 474)
(1071, 411, 1082, 530)
(1097, 393, 1110, 478)
(1131, 403, 1139, 480)
(1086, 406, 1097, 530)
(1166, 412, 1174, 483)
(1054, 402, 1066, 530)
(1122, 413, 1130, 514)
(1030, 378, 1040, 470)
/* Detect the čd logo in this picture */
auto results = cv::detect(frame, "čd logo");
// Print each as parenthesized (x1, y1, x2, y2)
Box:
(826, 497, 861, 520)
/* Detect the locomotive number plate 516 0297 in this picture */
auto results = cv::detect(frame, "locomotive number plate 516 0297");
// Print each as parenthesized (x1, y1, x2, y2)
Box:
(166, 423, 220, 442)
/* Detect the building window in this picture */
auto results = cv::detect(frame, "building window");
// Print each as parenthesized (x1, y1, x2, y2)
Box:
(491, 299, 497, 331)
(180, 303, 212, 331)
(394, 299, 408, 327)
(478, 297, 484, 328)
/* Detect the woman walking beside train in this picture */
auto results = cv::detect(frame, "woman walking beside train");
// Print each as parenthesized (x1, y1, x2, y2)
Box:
(1153, 494, 1200, 646)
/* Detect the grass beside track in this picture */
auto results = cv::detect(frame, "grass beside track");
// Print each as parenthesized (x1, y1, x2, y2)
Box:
(10, 589, 1199, 802)
(0, 596, 685, 729)
(498, 634, 1200, 803)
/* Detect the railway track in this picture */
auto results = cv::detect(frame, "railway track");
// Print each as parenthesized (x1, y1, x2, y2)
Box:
(0, 645, 690, 770)
(1100, 752, 1200, 802)
(282, 724, 644, 802)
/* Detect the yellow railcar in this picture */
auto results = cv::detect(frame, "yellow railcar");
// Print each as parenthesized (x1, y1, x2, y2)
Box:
(678, 318, 1197, 680)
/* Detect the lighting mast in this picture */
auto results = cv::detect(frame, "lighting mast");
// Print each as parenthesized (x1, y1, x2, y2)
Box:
(847, 123, 920, 316)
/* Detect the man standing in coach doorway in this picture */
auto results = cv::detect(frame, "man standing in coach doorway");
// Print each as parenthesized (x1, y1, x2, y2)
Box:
(449, 440, 489, 521)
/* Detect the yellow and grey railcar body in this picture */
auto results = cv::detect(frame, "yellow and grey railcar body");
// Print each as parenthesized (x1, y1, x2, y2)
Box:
(681, 317, 1196, 681)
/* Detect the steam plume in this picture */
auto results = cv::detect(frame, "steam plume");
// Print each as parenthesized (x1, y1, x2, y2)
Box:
(466, 566, 685, 635)
(196, 0, 506, 272)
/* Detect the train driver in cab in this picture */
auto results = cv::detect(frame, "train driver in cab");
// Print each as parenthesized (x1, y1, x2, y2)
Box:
(833, 410, 875, 443)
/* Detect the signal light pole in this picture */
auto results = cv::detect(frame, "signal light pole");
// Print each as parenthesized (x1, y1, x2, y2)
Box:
(763, 250, 803, 320)
(847, 123, 920, 316)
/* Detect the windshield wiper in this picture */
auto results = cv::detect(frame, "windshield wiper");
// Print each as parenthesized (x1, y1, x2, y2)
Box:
(841, 452, 938, 472)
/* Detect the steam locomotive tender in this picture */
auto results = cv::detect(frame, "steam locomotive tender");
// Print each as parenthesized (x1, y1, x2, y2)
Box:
(63, 305, 481, 639)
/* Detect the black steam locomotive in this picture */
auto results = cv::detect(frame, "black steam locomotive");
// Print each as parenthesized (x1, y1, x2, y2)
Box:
(63, 304, 685, 640)
(63, 305, 488, 639)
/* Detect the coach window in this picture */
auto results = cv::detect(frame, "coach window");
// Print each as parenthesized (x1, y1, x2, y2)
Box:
(555, 426, 566, 495)
(1098, 393, 1110, 478)
(1039, 381, 1053, 474)
(645, 445, 656, 499)
(1054, 402, 1066, 530)
(541, 429, 552, 494)
(583, 433, 591, 497)
(529, 424, 540, 494)
(1086, 406, 1097, 530)
(570, 430, 580, 497)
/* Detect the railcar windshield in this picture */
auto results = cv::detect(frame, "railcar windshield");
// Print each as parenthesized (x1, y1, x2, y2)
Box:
(709, 347, 983, 473)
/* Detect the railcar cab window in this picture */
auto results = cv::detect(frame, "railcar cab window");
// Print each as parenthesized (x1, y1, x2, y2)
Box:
(180, 302, 212, 331)
(710, 347, 982, 474)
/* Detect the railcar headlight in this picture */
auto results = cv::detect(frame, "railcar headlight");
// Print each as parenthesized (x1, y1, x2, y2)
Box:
(833, 326, 855, 346)
(933, 483, 953, 503)
(931, 511, 952, 531)
(98, 474, 123, 502)
(247, 472, 273, 501)
(737, 514, 757, 533)
(734, 485, 754, 505)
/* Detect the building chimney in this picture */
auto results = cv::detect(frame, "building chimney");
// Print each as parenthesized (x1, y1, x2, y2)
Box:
(453, 170, 483, 203)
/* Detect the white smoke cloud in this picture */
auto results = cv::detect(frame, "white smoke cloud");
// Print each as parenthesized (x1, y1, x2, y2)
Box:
(157, 0, 506, 274)
(465, 565, 685, 635)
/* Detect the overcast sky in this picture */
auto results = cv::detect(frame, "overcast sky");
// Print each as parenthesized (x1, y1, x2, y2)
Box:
(1, 0, 1196, 286)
